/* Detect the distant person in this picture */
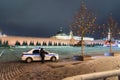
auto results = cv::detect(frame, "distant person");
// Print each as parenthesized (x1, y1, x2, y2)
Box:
(39, 48, 48, 63)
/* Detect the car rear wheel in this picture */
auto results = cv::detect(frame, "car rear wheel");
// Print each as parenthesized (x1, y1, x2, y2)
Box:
(26, 57, 32, 63)
(51, 56, 57, 62)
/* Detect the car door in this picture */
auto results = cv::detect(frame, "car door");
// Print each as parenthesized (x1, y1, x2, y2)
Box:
(44, 50, 51, 60)
(33, 50, 41, 61)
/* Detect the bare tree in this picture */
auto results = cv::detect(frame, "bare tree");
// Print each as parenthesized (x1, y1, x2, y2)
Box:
(71, 0, 96, 57)
(97, 13, 119, 53)
(106, 14, 118, 53)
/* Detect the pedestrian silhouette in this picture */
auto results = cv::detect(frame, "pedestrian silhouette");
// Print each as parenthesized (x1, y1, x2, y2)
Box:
(39, 48, 48, 63)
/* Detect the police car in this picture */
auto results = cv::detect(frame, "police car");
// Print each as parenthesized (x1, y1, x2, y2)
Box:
(21, 48, 59, 63)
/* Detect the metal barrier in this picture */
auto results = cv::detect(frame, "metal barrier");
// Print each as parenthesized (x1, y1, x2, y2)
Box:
(62, 69, 120, 80)
(0, 49, 4, 57)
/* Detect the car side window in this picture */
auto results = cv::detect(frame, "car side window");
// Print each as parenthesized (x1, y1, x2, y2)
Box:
(33, 50, 39, 54)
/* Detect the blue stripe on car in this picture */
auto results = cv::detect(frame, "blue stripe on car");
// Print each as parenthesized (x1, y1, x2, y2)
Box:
(23, 54, 39, 55)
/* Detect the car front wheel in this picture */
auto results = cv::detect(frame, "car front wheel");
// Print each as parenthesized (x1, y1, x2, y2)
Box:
(26, 57, 32, 63)
(50, 56, 57, 62)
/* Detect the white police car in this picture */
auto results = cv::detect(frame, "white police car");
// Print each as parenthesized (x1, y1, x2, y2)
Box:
(21, 48, 59, 63)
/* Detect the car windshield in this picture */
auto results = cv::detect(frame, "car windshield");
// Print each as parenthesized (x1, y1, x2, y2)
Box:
(33, 50, 39, 53)
(27, 48, 50, 54)
(27, 49, 40, 53)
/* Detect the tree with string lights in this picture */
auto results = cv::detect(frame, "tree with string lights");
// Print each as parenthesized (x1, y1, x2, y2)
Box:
(100, 15, 118, 39)
(70, 0, 96, 58)
(104, 14, 118, 53)
(96, 13, 119, 53)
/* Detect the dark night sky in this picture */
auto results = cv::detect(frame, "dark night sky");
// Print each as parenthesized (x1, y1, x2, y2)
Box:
(0, 0, 120, 38)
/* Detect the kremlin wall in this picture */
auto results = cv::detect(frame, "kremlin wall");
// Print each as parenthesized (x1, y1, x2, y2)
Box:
(0, 35, 104, 46)
(0, 29, 77, 46)
(0, 36, 77, 46)
(0, 29, 104, 46)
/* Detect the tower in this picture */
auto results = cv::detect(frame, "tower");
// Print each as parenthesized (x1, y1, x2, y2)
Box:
(69, 31, 73, 39)
(107, 27, 111, 40)
(69, 31, 75, 45)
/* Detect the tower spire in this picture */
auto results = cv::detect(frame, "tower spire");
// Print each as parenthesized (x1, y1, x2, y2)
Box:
(108, 27, 111, 40)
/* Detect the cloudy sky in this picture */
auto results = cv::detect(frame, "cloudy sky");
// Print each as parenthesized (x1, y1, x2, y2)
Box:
(0, 0, 120, 37)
